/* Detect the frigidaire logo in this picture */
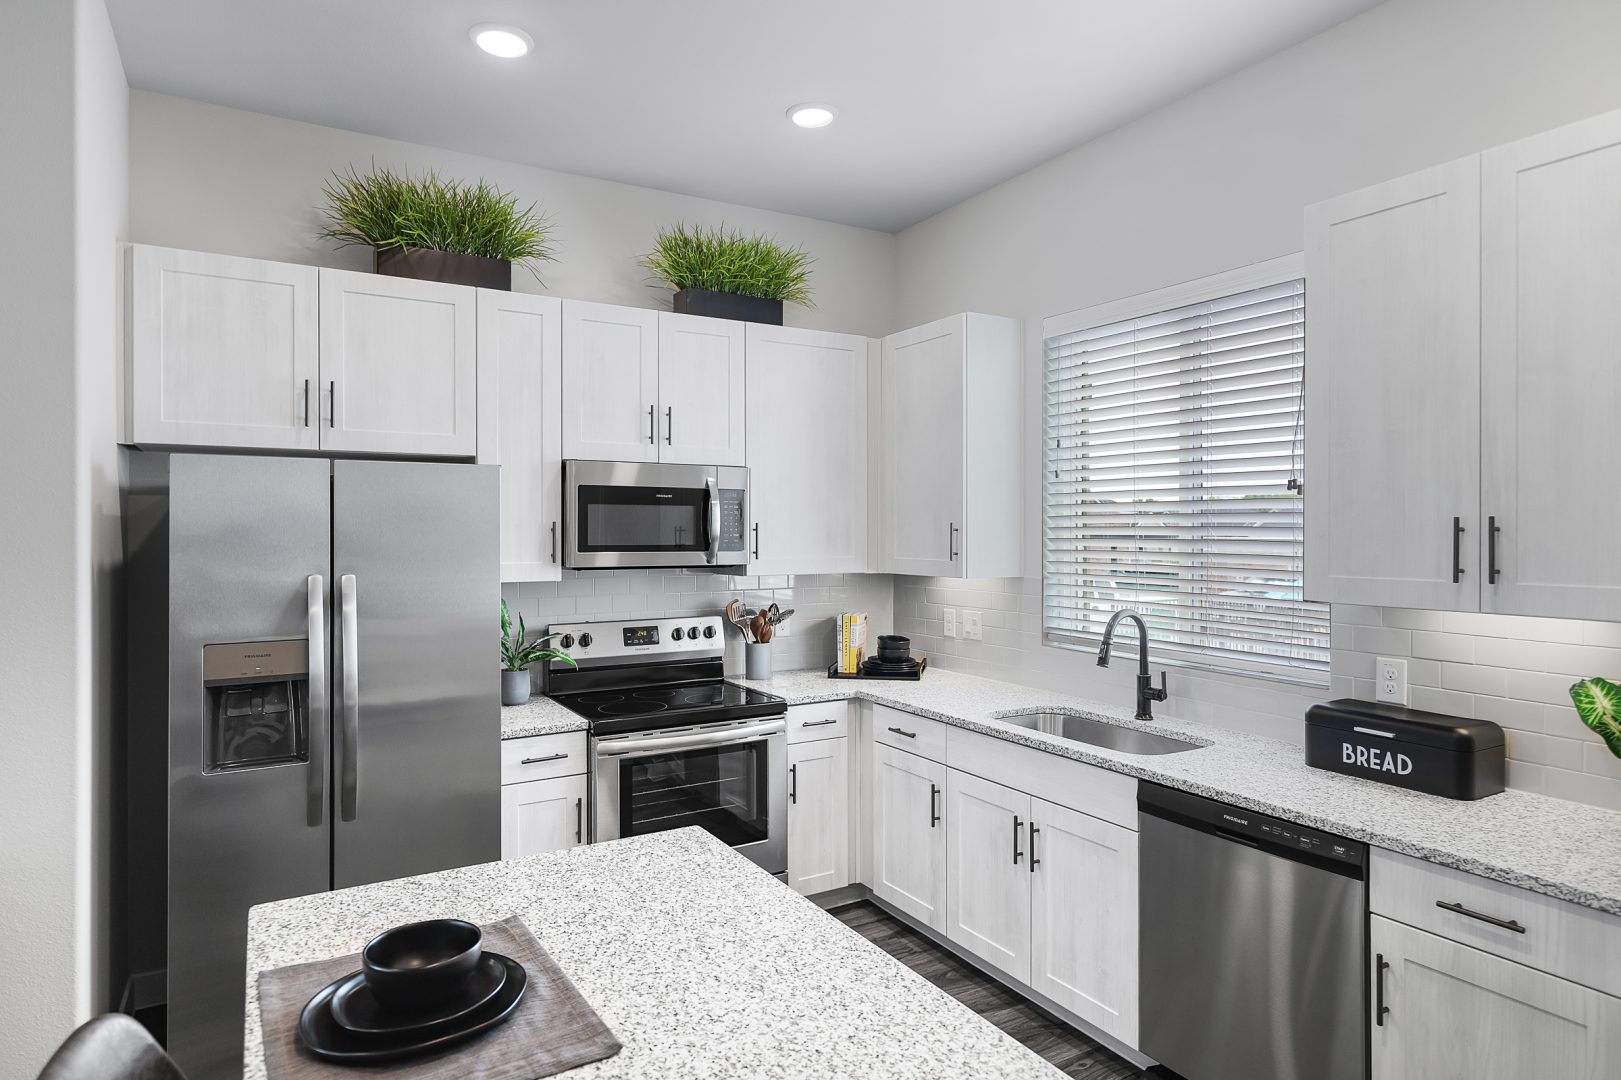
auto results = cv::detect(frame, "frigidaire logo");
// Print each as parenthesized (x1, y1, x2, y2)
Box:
(1343, 742, 1413, 775)
(1221, 813, 1248, 826)
(243, 652, 272, 659)
(655, 493, 673, 499)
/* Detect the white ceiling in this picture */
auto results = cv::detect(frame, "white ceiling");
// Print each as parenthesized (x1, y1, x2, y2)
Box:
(105, 0, 1384, 232)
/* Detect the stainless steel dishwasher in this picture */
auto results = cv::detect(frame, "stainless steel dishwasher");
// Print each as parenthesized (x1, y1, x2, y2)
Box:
(1139, 783, 1367, 1080)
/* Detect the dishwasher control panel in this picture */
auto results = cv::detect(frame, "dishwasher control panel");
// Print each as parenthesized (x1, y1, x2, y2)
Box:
(1140, 782, 1367, 868)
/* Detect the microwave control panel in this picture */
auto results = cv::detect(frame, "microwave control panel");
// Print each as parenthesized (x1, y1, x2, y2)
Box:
(717, 489, 746, 551)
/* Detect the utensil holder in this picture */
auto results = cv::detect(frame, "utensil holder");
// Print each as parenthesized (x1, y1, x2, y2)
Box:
(745, 643, 773, 681)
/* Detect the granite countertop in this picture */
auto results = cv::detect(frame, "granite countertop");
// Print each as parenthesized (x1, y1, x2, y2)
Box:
(244, 829, 1063, 1080)
(501, 694, 589, 739)
(734, 669, 1621, 916)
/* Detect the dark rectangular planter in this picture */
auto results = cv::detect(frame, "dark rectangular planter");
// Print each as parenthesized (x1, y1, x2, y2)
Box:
(672, 287, 783, 325)
(374, 246, 511, 291)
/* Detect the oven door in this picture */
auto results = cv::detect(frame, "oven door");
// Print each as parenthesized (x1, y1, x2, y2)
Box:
(592, 716, 787, 875)
(563, 460, 748, 570)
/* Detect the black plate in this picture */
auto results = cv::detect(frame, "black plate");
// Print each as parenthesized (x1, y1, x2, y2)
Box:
(329, 953, 508, 1038)
(298, 953, 527, 1063)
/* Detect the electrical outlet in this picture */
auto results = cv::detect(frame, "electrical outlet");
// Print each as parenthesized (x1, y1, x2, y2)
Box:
(1376, 656, 1408, 706)
(943, 608, 957, 638)
(962, 610, 983, 641)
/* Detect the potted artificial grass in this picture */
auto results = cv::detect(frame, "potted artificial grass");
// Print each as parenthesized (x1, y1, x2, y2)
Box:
(642, 223, 814, 324)
(319, 165, 553, 290)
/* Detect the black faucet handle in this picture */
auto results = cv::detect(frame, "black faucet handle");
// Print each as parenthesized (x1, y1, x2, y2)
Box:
(1145, 670, 1168, 702)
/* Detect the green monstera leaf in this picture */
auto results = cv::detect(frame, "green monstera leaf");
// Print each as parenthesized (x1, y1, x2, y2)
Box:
(1570, 677, 1621, 758)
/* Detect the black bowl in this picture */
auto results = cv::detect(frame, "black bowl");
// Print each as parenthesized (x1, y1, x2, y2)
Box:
(361, 919, 483, 1012)
(875, 634, 911, 660)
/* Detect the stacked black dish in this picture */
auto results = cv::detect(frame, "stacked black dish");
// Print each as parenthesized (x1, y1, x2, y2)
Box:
(299, 919, 527, 1063)
(863, 635, 921, 676)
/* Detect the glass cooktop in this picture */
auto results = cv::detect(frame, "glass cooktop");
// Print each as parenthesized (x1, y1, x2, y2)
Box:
(552, 680, 786, 736)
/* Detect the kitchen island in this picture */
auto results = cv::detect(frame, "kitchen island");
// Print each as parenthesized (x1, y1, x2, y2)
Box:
(245, 828, 1063, 1079)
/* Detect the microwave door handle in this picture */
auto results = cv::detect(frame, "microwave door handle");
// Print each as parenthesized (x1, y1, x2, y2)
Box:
(305, 575, 328, 828)
(705, 476, 720, 565)
(338, 573, 360, 821)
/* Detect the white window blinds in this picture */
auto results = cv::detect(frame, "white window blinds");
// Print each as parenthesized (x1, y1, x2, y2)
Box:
(1043, 275, 1328, 683)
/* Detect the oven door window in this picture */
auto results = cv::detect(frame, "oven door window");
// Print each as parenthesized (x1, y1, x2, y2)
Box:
(577, 484, 707, 553)
(619, 740, 768, 848)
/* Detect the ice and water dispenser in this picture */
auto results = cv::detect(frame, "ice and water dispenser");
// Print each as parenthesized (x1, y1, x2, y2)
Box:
(201, 640, 310, 772)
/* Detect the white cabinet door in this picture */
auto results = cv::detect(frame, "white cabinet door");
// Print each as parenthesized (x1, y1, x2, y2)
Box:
(476, 291, 563, 582)
(127, 245, 320, 449)
(871, 743, 948, 931)
(1304, 158, 1481, 610)
(658, 312, 745, 465)
(318, 269, 478, 457)
(945, 769, 1032, 983)
(561, 300, 659, 462)
(1030, 799, 1139, 1046)
(500, 773, 588, 860)
(1481, 110, 1621, 619)
(1371, 915, 1621, 1080)
(882, 317, 965, 576)
(787, 736, 850, 896)
(745, 324, 869, 574)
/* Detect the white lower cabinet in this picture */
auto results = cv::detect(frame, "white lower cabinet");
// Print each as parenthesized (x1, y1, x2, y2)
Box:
(1029, 799, 1139, 1046)
(1371, 914, 1621, 1080)
(500, 772, 588, 860)
(946, 770, 1032, 982)
(870, 742, 948, 931)
(786, 736, 850, 896)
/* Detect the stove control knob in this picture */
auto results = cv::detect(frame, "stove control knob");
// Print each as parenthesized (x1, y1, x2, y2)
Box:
(702, 625, 716, 639)
(578, 632, 593, 648)
(671, 627, 684, 641)
(688, 625, 700, 640)
(559, 634, 574, 649)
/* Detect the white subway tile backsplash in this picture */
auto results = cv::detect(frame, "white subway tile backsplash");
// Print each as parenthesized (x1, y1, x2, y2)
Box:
(1410, 686, 1474, 716)
(1411, 630, 1474, 664)
(1352, 625, 1411, 656)
(1439, 662, 1507, 697)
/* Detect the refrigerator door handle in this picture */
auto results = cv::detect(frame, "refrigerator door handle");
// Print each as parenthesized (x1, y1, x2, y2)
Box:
(338, 573, 361, 822)
(306, 575, 328, 828)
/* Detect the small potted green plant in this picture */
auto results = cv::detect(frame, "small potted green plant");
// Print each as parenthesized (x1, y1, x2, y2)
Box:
(642, 222, 813, 324)
(500, 600, 574, 706)
(320, 164, 553, 290)
(1571, 676, 1621, 758)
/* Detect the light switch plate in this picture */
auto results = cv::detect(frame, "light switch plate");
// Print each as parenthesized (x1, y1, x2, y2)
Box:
(962, 610, 983, 641)
(943, 608, 957, 638)
(1376, 656, 1408, 706)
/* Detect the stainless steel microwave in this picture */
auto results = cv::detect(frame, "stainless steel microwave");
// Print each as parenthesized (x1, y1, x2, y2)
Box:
(562, 460, 749, 570)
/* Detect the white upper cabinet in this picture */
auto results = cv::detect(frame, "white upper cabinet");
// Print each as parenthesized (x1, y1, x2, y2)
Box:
(658, 312, 745, 466)
(476, 290, 563, 582)
(561, 300, 660, 462)
(127, 245, 320, 450)
(880, 313, 1022, 578)
(745, 324, 869, 574)
(1481, 110, 1621, 620)
(318, 269, 478, 457)
(1304, 157, 1482, 610)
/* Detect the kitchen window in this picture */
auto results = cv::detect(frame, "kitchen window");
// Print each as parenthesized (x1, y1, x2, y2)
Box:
(1042, 256, 1329, 685)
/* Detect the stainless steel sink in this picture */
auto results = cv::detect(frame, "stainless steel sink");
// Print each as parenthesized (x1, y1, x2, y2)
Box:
(995, 711, 1203, 755)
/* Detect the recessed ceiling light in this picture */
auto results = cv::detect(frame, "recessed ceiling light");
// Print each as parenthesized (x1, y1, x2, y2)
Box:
(787, 103, 837, 129)
(470, 24, 533, 59)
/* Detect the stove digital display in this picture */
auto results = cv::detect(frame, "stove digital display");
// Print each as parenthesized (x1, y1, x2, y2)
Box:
(622, 625, 660, 647)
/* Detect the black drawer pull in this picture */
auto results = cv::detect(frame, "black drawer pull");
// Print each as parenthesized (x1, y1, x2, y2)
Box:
(1436, 900, 1525, 934)
(887, 726, 917, 739)
(800, 718, 838, 728)
(520, 752, 568, 765)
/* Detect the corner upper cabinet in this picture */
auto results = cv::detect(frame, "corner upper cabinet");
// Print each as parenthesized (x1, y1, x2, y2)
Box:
(318, 268, 478, 457)
(127, 245, 321, 449)
(880, 313, 1022, 578)
(561, 300, 660, 462)
(745, 324, 869, 574)
(476, 290, 563, 582)
(659, 312, 745, 466)
(1480, 110, 1621, 620)
(1304, 157, 1482, 610)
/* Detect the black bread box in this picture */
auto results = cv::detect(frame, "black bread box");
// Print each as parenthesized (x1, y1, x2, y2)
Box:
(1305, 699, 1504, 800)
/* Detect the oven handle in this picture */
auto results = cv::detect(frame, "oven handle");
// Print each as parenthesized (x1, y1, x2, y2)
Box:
(594, 717, 786, 758)
(705, 476, 720, 565)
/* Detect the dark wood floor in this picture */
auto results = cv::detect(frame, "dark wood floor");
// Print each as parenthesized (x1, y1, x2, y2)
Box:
(831, 901, 1154, 1079)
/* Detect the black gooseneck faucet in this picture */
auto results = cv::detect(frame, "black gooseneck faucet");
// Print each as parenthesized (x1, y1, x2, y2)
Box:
(1097, 608, 1168, 721)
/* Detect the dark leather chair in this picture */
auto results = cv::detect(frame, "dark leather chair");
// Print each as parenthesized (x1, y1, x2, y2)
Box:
(36, 1014, 186, 1080)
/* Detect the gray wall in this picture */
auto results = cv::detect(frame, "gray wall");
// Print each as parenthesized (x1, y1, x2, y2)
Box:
(0, 0, 128, 1074)
(127, 91, 899, 337)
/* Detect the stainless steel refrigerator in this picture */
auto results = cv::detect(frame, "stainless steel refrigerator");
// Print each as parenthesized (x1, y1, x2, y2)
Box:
(125, 452, 500, 1080)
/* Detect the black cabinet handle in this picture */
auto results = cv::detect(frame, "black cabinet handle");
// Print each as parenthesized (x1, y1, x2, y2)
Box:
(665, 406, 673, 445)
(1375, 953, 1390, 1026)
(1488, 516, 1501, 584)
(1030, 822, 1040, 873)
(550, 521, 558, 564)
(752, 522, 760, 559)
(1437, 900, 1525, 934)
(520, 752, 568, 765)
(1013, 816, 1024, 864)
(929, 783, 940, 827)
(789, 763, 797, 805)
(303, 378, 311, 427)
(948, 522, 958, 561)
(887, 726, 916, 739)
(647, 404, 655, 444)
(800, 717, 837, 728)
(574, 797, 583, 844)
(1451, 517, 1466, 583)
(328, 380, 336, 428)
